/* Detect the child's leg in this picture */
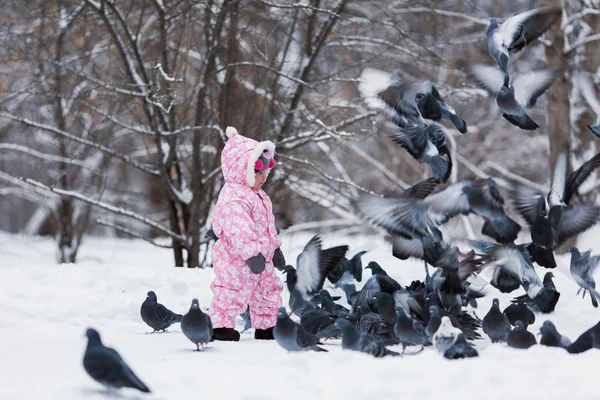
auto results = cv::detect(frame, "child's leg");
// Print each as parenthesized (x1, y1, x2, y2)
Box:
(248, 265, 283, 329)
(209, 262, 257, 329)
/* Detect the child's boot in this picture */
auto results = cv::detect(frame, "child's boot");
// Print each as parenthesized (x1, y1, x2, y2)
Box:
(254, 327, 275, 340)
(212, 327, 240, 341)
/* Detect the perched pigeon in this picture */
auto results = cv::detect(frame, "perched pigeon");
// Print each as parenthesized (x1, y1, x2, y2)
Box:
(358, 67, 467, 133)
(394, 306, 430, 352)
(300, 308, 341, 339)
(424, 177, 521, 243)
(140, 291, 182, 333)
(567, 321, 600, 354)
(433, 316, 462, 354)
(539, 320, 571, 348)
(569, 247, 600, 308)
(181, 299, 213, 351)
(507, 320, 537, 349)
(387, 122, 453, 183)
(320, 289, 350, 318)
(425, 305, 442, 339)
(372, 292, 399, 326)
(444, 333, 479, 359)
(352, 262, 404, 312)
(482, 298, 511, 343)
(486, 7, 561, 77)
(512, 149, 600, 269)
(335, 318, 400, 358)
(470, 64, 558, 130)
(273, 307, 327, 352)
(503, 302, 535, 328)
(83, 328, 151, 393)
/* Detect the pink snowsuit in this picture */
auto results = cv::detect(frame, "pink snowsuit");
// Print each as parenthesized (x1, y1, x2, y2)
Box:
(208, 127, 283, 330)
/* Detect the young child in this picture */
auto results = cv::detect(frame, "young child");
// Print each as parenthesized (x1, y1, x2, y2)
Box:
(208, 126, 286, 341)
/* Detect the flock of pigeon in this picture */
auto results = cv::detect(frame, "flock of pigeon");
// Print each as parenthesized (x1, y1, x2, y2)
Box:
(81, 6, 600, 395)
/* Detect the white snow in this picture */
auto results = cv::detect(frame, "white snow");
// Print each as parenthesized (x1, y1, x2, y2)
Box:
(2, 228, 600, 400)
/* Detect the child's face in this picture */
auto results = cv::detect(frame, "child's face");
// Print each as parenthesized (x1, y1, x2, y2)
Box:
(253, 170, 269, 190)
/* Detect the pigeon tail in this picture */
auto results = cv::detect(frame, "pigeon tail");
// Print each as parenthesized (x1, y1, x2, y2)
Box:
(124, 369, 151, 393)
(311, 345, 328, 352)
(430, 155, 452, 183)
(526, 242, 557, 269)
(448, 112, 467, 134)
(482, 215, 521, 243)
(588, 124, 600, 138)
(502, 113, 539, 130)
(173, 313, 183, 323)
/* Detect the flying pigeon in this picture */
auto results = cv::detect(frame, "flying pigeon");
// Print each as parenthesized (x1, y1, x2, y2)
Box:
(507, 320, 537, 349)
(273, 307, 327, 352)
(83, 328, 151, 393)
(423, 177, 521, 243)
(512, 271, 561, 314)
(140, 290, 183, 333)
(539, 320, 571, 348)
(512, 149, 600, 268)
(181, 299, 213, 351)
(569, 247, 600, 308)
(387, 121, 453, 183)
(470, 63, 559, 130)
(335, 318, 401, 358)
(444, 333, 479, 359)
(433, 316, 462, 354)
(327, 250, 367, 287)
(287, 235, 348, 315)
(358, 67, 467, 133)
(482, 298, 511, 343)
(486, 6, 561, 77)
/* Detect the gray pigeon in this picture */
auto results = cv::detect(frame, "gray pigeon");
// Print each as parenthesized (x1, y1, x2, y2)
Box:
(425, 305, 442, 339)
(569, 247, 600, 308)
(482, 298, 511, 343)
(503, 302, 535, 328)
(394, 306, 430, 352)
(358, 67, 467, 133)
(140, 290, 182, 333)
(387, 122, 452, 183)
(273, 307, 327, 352)
(239, 306, 252, 333)
(288, 235, 348, 315)
(512, 149, 600, 269)
(539, 320, 571, 348)
(470, 63, 558, 130)
(567, 321, 600, 354)
(486, 7, 560, 77)
(83, 328, 151, 393)
(181, 299, 213, 351)
(424, 177, 521, 243)
(507, 320, 537, 349)
(335, 318, 401, 358)
(444, 333, 479, 359)
(320, 289, 350, 318)
(433, 316, 462, 354)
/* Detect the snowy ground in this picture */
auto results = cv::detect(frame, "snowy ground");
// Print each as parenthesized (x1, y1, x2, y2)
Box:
(2, 229, 600, 400)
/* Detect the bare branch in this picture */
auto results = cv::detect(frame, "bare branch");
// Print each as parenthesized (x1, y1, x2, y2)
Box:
(21, 178, 186, 242)
(0, 113, 160, 176)
(565, 33, 600, 54)
(256, 0, 342, 17)
(215, 62, 314, 88)
(328, 36, 419, 58)
(96, 218, 173, 249)
(389, 6, 489, 26)
(0, 143, 90, 167)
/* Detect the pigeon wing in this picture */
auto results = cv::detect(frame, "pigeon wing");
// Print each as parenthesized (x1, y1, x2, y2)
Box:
(387, 123, 428, 158)
(295, 235, 323, 298)
(511, 184, 545, 226)
(356, 195, 429, 237)
(551, 205, 600, 247)
(403, 177, 438, 199)
(378, 81, 422, 121)
(470, 64, 504, 95)
(512, 69, 559, 108)
(498, 6, 561, 53)
(424, 181, 471, 217)
(392, 235, 425, 260)
(564, 152, 600, 204)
